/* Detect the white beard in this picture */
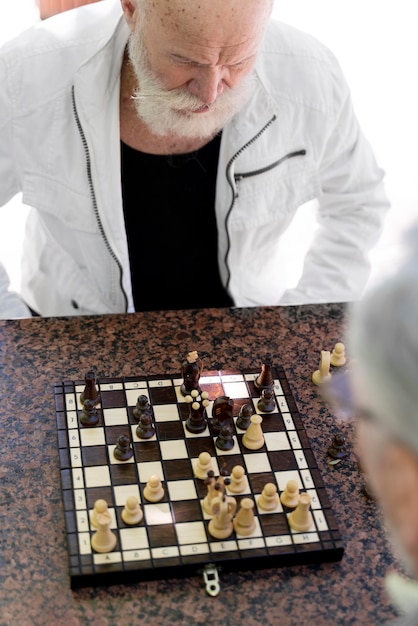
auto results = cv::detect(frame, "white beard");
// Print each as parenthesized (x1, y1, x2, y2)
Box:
(127, 30, 254, 140)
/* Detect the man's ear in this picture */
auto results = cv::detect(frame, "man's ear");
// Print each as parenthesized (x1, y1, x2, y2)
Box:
(382, 444, 418, 566)
(121, 0, 137, 30)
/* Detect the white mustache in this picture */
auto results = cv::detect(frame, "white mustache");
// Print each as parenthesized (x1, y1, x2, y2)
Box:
(132, 93, 172, 99)
(131, 91, 205, 105)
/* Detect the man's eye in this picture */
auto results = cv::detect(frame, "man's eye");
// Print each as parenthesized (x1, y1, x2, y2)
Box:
(229, 58, 253, 70)
(171, 56, 192, 65)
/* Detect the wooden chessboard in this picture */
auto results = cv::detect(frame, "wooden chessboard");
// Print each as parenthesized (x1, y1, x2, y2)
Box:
(54, 366, 344, 588)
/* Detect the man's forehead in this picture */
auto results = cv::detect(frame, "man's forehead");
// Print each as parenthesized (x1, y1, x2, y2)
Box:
(146, 0, 273, 30)
(142, 0, 272, 58)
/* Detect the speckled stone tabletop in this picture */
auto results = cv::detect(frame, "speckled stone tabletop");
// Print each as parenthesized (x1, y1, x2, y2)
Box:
(0, 304, 398, 626)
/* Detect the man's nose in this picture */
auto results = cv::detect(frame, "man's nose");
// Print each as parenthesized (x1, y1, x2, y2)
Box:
(187, 66, 225, 105)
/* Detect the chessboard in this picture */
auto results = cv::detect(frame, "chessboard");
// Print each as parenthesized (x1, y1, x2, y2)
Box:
(54, 364, 344, 589)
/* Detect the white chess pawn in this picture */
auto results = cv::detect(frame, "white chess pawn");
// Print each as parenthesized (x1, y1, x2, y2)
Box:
(242, 414, 264, 450)
(288, 492, 313, 532)
(91, 509, 117, 553)
(194, 452, 213, 480)
(121, 496, 143, 525)
(312, 350, 332, 385)
(258, 483, 280, 511)
(233, 498, 256, 536)
(330, 342, 346, 367)
(227, 465, 247, 494)
(280, 480, 300, 508)
(90, 499, 109, 529)
(144, 474, 164, 503)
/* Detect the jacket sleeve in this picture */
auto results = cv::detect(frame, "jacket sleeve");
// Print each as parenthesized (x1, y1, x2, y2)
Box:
(0, 49, 31, 318)
(279, 61, 390, 305)
(0, 265, 31, 318)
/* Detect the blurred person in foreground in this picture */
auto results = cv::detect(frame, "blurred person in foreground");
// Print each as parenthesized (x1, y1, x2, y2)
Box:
(350, 226, 418, 625)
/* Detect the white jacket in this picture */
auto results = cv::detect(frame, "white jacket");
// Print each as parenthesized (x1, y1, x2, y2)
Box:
(0, 0, 389, 318)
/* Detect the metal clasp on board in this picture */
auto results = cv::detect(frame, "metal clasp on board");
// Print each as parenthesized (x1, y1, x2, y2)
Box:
(203, 564, 220, 596)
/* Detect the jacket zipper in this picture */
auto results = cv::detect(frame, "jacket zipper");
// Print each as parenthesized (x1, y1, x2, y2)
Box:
(71, 85, 128, 313)
(235, 149, 307, 182)
(224, 114, 306, 290)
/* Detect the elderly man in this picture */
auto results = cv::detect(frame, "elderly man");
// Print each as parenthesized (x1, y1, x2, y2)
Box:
(0, 0, 389, 317)
(350, 229, 418, 625)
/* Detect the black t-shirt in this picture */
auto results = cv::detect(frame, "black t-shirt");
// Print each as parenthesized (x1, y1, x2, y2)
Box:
(121, 133, 234, 311)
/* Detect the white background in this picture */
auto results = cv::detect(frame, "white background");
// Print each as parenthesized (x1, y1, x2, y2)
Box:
(0, 0, 417, 293)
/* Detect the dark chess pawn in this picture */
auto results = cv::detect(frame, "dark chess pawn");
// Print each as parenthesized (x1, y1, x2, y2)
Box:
(216, 425, 235, 451)
(80, 398, 99, 426)
(136, 411, 155, 440)
(113, 434, 133, 461)
(327, 434, 348, 459)
(236, 404, 253, 430)
(255, 363, 274, 391)
(257, 388, 276, 413)
(133, 395, 152, 422)
(80, 370, 100, 406)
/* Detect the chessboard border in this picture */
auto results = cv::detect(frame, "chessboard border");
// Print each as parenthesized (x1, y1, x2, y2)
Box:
(54, 366, 344, 589)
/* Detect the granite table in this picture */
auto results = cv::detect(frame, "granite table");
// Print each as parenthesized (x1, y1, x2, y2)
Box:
(0, 304, 398, 625)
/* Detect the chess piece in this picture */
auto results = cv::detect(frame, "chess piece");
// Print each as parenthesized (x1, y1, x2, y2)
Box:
(185, 391, 209, 434)
(208, 493, 237, 539)
(236, 404, 252, 430)
(133, 394, 152, 422)
(312, 350, 332, 385)
(143, 474, 164, 502)
(227, 465, 246, 494)
(136, 411, 155, 439)
(258, 482, 280, 511)
(328, 434, 348, 459)
(216, 425, 235, 451)
(233, 498, 256, 536)
(121, 496, 143, 525)
(80, 370, 100, 406)
(280, 480, 300, 508)
(79, 398, 99, 426)
(210, 396, 234, 434)
(113, 434, 133, 461)
(255, 363, 274, 391)
(242, 414, 264, 450)
(91, 508, 117, 553)
(202, 471, 218, 515)
(288, 492, 313, 532)
(330, 342, 346, 367)
(90, 499, 109, 529)
(180, 350, 203, 396)
(257, 388, 275, 413)
(194, 452, 213, 480)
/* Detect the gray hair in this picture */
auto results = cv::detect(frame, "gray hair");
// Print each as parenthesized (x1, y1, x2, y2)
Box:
(349, 223, 418, 453)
